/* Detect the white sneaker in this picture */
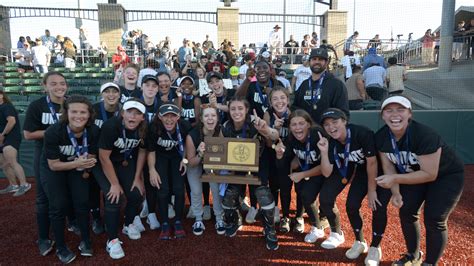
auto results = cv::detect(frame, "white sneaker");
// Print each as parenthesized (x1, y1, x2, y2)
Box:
(304, 226, 325, 243)
(192, 220, 206, 236)
(365, 246, 382, 266)
(345, 240, 368, 259)
(168, 204, 176, 219)
(241, 197, 251, 212)
(133, 215, 145, 232)
(274, 206, 280, 224)
(106, 238, 125, 259)
(139, 200, 149, 218)
(321, 231, 345, 249)
(122, 224, 141, 240)
(203, 205, 212, 221)
(146, 213, 160, 230)
(245, 207, 258, 224)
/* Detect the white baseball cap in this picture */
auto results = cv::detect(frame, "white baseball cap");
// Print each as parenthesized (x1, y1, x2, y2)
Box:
(100, 82, 120, 94)
(262, 51, 270, 58)
(122, 100, 146, 114)
(381, 96, 412, 110)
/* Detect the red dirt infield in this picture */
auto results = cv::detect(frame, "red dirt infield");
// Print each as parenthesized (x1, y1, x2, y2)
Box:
(0, 165, 472, 265)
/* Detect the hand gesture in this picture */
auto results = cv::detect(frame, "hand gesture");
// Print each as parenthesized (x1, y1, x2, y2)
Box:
(316, 131, 329, 153)
(376, 174, 396, 189)
(149, 168, 162, 189)
(391, 193, 403, 208)
(107, 184, 124, 204)
(246, 67, 256, 80)
(208, 92, 217, 108)
(272, 113, 284, 130)
(197, 142, 206, 157)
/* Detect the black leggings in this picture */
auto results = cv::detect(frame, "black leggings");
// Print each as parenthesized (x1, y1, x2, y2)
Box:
(399, 172, 464, 264)
(35, 143, 50, 241)
(319, 175, 346, 234)
(155, 155, 185, 223)
(295, 176, 325, 227)
(93, 161, 143, 241)
(278, 158, 304, 218)
(88, 173, 102, 220)
(42, 160, 90, 249)
(143, 165, 157, 215)
(345, 176, 391, 247)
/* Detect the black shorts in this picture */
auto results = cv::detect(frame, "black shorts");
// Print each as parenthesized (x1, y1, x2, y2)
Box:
(1, 136, 21, 153)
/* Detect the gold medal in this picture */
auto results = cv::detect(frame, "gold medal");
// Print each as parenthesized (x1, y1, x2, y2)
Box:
(304, 177, 310, 180)
(272, 143, 276, 150)
(122, 160, 128, 167)
(82, 171, 90, 179)
(341, 178, 348, 184)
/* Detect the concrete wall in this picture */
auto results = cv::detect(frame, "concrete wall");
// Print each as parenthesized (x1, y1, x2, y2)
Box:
(97, 3, 126, 50)
(320, 10, 347, 59)
(217, 7, 239, 48)
(0, 6, 12, 58)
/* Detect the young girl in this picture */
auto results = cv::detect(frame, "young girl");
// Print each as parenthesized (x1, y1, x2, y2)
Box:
(185, 106, 225, 235)
(375, 96, 464, 265)
(201, 72, 230, 124)
(0, 91, 30, 196)
(157, 72, 182, 108)
(317, 108, 391, 264)
(147, 103, 191, 240)
(94, 99, 147, 259)
(275, 109, 328, 244)
(178, 76, 200, 127)
(43, 95, 100, 263)
(221, 97, 280, 250)
(23, 71, 71, 256)
(119, 64, 141, 103)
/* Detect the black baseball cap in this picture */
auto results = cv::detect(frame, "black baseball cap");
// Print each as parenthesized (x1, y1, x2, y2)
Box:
(320, 108, 347, 124)
(142, 74, 158, 85)
(206, 71, 223, 82)
(159, 103, 180, 116)
(309, 48, 329, 60)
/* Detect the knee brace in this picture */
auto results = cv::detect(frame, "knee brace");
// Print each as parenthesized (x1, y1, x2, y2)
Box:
(222, 186, 240, 209)
(255, 186, 275, 210)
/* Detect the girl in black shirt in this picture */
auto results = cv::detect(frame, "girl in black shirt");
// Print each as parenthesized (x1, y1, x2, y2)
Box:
(200, 72, 230, 124)
(317, 108, 391, 264)
(94, 99, 147, 259)
(43, 96, 100, 263)
(119, 64, 141, 103)
(375, 96, 464, 265)
(221, 97, 280, 250)
(157, 72, 182, 108)
(178, 76, 200, 127)
(275, 109, 327, 245)
(147, 103, 191, 240)
(0, 91, 30, 196)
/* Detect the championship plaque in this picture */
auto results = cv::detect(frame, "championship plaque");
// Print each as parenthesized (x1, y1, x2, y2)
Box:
(202, 137, 261, 185)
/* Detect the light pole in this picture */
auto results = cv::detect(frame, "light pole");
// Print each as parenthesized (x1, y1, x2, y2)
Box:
(353, 0, 355, 33)
(283, 0, 286, 44)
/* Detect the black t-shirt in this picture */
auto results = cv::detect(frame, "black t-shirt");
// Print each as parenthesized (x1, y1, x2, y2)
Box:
(328, 124, 376, 178)
(44, 122, 100, 162)
(375, 120, 464, 178)
(181, 94, 198, 125)
(23, 96, 62, 144)
(120, 86, 142, 104)
(98, 116, 145, 163)
(159, 87, 180, 105)
(284, 127, 325, 173)
(0, 103, 21, 142)
(142, 97, 159, 124)
(200, 93, 230, 124)
(266, 108, 290, 142)
(147, 120, 191, 158)
(246, 80, 283, 118)
(93, 102, 120, 129)
(188, 127, 202, 152)
(293, 72, 349, 123)
(222, 120, 259, 139)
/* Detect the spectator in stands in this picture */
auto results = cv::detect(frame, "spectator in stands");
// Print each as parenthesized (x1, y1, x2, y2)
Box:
(344, 31, 361, 54)
(120, 64, 141, 103)
(363, 63, 387, 101)
(41, 29, 56, 51)
(453, 21, 466, 61)
(55, 35, 65, 53)
(284, 35, 299, 55)
(0, 91, 30, 197)
(341, 51, 361, 81)
(386, 57, 407, 95)
(276, 71, 291, 92)
(157, 72, 182, 108)
(273, 57, 284, 75)
(363, 48, 386, 70)
(63, 39, 76, 70)
(463, 18, 474, 59)
(79, 26, 92, 57)
(202, 34, 214, 50)
(433, 31, 440, 63)
(31, 38, 51, 73)
(169, 67, 182, 87)
(345, 65, 367, 110)
(26, 36, 36, 47)
(367, 34, 382, 50)
(17, 36, 25, 49)
(291, 55, 311, 92)
(238, 54, 255, 81)
(112, 45, 131, 71)
(311, 32, 319, 48)
(421, 29, 435, 64)
(183, 57, 201, 80)
(97, 41, 108, 68)
(268, 25, 283, 55)
(137, 59, 158, 88)
(178, 39, 193, 68)
(15, 42, 34, 73)
(54, 49, 65, 66)
(301, 34, 312, 54)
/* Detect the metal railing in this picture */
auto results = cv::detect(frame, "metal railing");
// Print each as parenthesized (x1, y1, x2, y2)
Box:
(404, 85, 434, 110)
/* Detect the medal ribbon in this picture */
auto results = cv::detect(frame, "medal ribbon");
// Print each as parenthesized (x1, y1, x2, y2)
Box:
(388, 127, 410, 174)
(166, 123, 184, 159)
(100, 101, 119, 123)
(333, 128, 351, 179)
(308, 71, 326, 106)
(46, 95, 59, 124)
(122, 123, 137, 161)
(255, 80, 273, 108)
(66, 126, 88, 158)
(301, 133, 311, 171)
(140, 95, 158, 123)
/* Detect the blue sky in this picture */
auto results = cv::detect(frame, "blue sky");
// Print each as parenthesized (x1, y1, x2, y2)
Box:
(4, 0, 473, 50)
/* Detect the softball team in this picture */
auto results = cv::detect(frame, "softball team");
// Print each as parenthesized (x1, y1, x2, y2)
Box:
(29, 67, 463, 265)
